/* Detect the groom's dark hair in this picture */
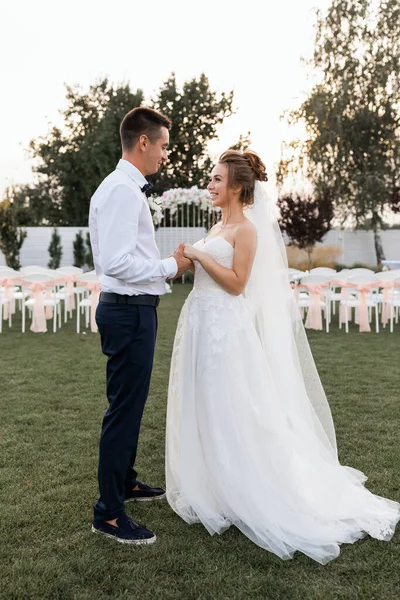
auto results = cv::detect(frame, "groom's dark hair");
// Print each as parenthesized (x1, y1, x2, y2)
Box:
(120, 107, 171, 151)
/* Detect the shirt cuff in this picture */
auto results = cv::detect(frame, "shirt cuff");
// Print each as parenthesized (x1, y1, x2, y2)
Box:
(161, 256, 178, 279)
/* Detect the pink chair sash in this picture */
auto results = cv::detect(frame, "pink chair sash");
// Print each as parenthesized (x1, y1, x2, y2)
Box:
(1, 278, 16, 320)
(64, 275, 76, 311)
(302, 283, 328, 330)
(355, 284, 373, 332)
(29, 282, 47, 333)
(86, 282, 101, 333)
(331, 279, 352, 324)
(377, 281, 394, 325)
(45, 288, 53, 319)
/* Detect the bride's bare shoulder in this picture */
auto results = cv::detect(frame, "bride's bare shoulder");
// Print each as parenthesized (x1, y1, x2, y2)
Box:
(208, 223, 222, 234)
(236, 219, 256, 238)
(233, 220, 256, 253)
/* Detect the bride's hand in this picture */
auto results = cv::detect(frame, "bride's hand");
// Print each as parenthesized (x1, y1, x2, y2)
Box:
(183, 243, 199, 260)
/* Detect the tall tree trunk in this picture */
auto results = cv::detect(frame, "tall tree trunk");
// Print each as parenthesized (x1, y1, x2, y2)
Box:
(371, 212, 386, 265)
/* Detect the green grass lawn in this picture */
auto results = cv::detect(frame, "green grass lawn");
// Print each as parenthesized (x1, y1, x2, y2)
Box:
(1, 284, 399, 600)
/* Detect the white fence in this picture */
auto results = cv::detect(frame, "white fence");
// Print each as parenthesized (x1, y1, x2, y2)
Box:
(0, 226, 399, 268)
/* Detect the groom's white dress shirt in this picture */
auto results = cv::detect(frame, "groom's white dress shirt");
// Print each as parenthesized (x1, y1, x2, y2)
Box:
(89, 159, 177, 296)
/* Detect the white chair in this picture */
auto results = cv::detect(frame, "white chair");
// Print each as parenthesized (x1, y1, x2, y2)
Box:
(0, 295, 12, 332)
(0, 277, 14, 332)
(1, 270, 31, 313)
(288, 268, 305, 282)
(310, 269, 337, 318)
(329, 270, 353, 317)
(0, 270, 22, 332)
(297, 274, 331, 332)
(55, 269, 84, 322)
(71, 269, 94, 308)
(75, 273, 100, 333)
(374, 271, 400, 327)
(20, 266, 50, 275)
(20, 273, 61, 333)
(0, 267, 21, 291)
(347, 268, 376, 276)
(388, 277, 400, 333)
(57, 266, 84, 275)
(21, 268, 70, 322)
(340, 274, 379, 333)
(0, 268, 20, 281)
(310, 267, 337, 276)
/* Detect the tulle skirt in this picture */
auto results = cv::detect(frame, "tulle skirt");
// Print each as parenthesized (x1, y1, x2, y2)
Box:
(166, 289, 400, 564)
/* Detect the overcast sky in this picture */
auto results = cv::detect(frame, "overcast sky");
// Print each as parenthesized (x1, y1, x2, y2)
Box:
(0, 0, 332, 196)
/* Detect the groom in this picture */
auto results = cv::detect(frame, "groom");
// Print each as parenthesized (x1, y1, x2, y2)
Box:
(89, 106, 191, 544)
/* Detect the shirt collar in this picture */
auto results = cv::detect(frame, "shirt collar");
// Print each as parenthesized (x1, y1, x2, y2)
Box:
(116, 159, 148, 189)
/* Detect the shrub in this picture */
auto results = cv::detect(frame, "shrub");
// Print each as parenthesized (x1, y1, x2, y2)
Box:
(73, 231, 86, 268)
(48, 228, 63, 269)
(0, 199, 27, 269)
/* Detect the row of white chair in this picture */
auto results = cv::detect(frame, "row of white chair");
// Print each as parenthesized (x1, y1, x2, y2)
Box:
(0, 266, 99, 334)
(288, 267, 381, 281)
(293, 270, 400, 333)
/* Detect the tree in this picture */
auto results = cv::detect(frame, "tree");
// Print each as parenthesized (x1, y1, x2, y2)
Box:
(16, 74, 248, 227)
(48, 228, 63, 269)
(0, 195, 27, 270)
(278, 0, 400, 264)
(277, 193, 334, 268)
(229, 132, 252, 152)
(5, 180, 66, 226)
(73, 231, 86, 268)
(30, 79, 144, 226)
(151, 73, 235, 193)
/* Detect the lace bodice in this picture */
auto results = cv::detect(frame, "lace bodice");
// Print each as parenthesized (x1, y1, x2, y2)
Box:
(193, 237, 234, 293)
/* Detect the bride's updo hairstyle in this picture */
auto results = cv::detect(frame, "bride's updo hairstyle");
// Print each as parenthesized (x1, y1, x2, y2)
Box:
(218, 150, 268, 207)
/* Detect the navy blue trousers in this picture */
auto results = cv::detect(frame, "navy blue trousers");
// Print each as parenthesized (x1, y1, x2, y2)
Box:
(93, 301, 157, 521)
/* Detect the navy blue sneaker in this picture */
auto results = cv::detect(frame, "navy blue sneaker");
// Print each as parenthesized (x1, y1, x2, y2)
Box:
(125, 481, 166, 503)
(92, 512, 156, 545)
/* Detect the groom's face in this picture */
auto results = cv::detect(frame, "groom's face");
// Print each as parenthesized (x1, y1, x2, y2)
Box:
(144, 126, 170, 176)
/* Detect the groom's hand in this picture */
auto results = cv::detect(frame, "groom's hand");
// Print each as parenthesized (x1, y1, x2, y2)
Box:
(168, 243, 192, 279)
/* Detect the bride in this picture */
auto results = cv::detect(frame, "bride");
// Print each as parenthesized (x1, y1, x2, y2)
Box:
(165, 149, 399, 564)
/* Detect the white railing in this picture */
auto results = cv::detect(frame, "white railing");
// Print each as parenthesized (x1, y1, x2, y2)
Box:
(157, 205, 217, 230)
(155, 205, 219, 260)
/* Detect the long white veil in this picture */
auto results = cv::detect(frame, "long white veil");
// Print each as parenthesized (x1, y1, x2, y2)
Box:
(244, 182, 338, 457)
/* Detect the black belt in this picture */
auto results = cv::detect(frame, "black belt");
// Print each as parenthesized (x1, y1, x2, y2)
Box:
(99, 292, 160, 307)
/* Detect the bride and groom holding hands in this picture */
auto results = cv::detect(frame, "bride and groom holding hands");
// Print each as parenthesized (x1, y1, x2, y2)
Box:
(88, 107, 399, 564)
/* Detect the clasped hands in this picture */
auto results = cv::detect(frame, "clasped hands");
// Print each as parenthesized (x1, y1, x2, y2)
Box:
(168, 242, 199, 280)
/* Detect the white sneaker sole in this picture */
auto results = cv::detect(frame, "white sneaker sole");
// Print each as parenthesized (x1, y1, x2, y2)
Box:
(91, 525, 157, 545)
(125, 492, 166, 503)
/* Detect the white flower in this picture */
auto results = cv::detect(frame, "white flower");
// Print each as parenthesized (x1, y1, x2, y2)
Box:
(148, 186, 214, 226)
(148, 195, 164, 226)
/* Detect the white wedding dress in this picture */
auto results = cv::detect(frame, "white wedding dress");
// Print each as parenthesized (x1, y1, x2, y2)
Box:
(166, 187, 400, 565)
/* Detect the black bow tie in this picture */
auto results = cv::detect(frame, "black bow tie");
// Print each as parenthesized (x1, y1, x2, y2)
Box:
(141, 181, 153, 194)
